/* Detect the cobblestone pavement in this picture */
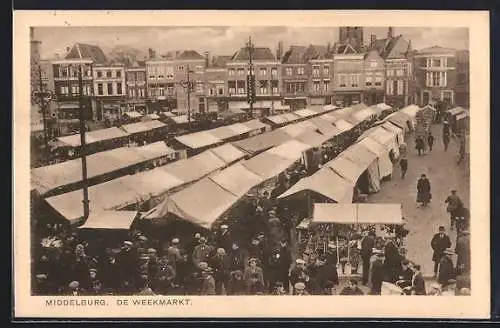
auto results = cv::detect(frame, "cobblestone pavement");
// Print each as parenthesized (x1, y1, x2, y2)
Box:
(368, 124, 469, 277)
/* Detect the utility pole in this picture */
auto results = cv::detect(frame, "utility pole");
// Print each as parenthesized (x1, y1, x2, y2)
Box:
(77, 64, 90, 221)
(181, 65, 196, 130)
(246, 36, 256, 119)
(31, 66, 53, 156)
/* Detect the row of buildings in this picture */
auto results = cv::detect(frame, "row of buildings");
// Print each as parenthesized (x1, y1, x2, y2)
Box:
(30, 27, 470, 133)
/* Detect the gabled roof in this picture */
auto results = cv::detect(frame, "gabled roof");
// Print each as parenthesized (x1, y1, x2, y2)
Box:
(281, 45, 308, 64)
(332, 42, 359, 55)
(368, 35, 412, 59)
(65, 43, 107, 64)
(212, 55, 232, 68)
(231, 47, 276, 61)
(304, 44, 328, 60)
(178, 50, 205, 60)
(128, 60, 146, 68)
(417, 45, 456, 55)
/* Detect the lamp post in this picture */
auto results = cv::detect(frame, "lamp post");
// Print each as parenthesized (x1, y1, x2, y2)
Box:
(180, 65, 196, 130)
(31, 65, 54, 156)
(246, 36, 256, 119)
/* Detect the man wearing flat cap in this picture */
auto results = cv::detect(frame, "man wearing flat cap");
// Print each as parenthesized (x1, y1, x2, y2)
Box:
(369, 250, 385, 295)
(216, 224, 233, 253)
(200, 267, 216, 295)
(192, 236, 214, 268)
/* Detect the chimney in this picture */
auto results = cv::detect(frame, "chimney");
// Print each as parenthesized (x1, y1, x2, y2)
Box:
(370, 34, 376, 45)
(204, 51, 211, 68)
(148, 48, 156, 59)
(66, 46, 71, 54)
(276, 41, 283, 60)
(388, 27, 394, 38)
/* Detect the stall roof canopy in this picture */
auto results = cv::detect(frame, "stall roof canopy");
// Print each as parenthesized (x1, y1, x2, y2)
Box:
(78, 211, 139, 230)
(295, 130, 330, 147)
(279, 121, 318, 137)
(385, 111, 412, 129)
(357, 137, 387, 157)
(232, 129, 292, 154)
(318, 113, 339, 122)
(447, 107, 468, 116)
(31, 143, 174, 195)
(146, 113, 160, 120)
(163, 150, 226, 182)
(400, 104, 421, 118)
(243, 151, 295, 181)
(381, 122, 403, 135)
(360, 127, 396, 147)
(294, 108, 319, 118)
(312, 203, 403, 224)
(56, 127, 129, 147)
(266, 140, 311, 161)
(241, 119, 268, 131)
(352, 107, 377, 122)
(340, 143, 378, 171)
(123, 111, 143, 119)
(208, 143, 247, 164)
(333, 119, 355, 133)
(321, 104, 339, 112)
(174, 131, 222, 149)
(209, 163, 263, 197)
(336, 106, 357, 117)
(374, 103, 393, 110)
(456, 112, 469, 120)
(278, 168, 353, 203)
(325, 156, 364, 185)
(170, 115, 193, 124)
(309, 118, 342, 137)
(265, 115, 288, 125)
(209, 125, 241, 140)
(282, 113, 301, 122)
(160, 111, 176, 117)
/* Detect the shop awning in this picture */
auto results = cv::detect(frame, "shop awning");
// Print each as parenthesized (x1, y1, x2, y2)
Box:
(58, 103, 80, 110)
(295, 131, 330, 147)
(333, 119, 355, 133)
(124, 111, 143, 119)
(209, 143, 247, 164)
(175, 131, 222, 149)
(241, 119, 268, 131)
(447, 107, 467, 116)
(243, 151, 295, 181)
(232, 129, 292, 154)
(294, 108, 318, 118)
(279, 121, 319, 137)
(312, 203, 403, 224)
(56, 127, 130, 147)
(78, 211, 139, 230)
(266, 140, 311, 161)
(456, 112, 469, 120)
(229, 101, 251, 110)
(400, 105, 421, 118)
(278, 169, 353, 203)
(209, 163, 264, 197)
(163, 150, 226, 182)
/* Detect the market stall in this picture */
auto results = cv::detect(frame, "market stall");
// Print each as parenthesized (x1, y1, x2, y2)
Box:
(296, 203, 404, 277)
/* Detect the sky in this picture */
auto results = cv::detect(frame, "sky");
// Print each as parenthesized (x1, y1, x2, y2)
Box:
(34, 26, 469, 60)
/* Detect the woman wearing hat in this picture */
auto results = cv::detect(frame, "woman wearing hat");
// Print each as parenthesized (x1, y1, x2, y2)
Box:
(437, 248, 456, 287)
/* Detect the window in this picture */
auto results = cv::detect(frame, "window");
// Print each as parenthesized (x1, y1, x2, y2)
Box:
(139, 89, 145, 97)
(195, 65, 204, 72)
(237, 80, 245, 94)
(237, 68, 245, 76)
(386, 69, 393, 77)
(129, 89, 134, 97)
(158, 75, 164, 79)
(369, 61, 377, 68)
(107, 83, 113, 95)
(259, 80, 268, 94)
(159, 88, 164, 96)
(427, 71, 444, 87)
(178, 65, 185, 71)
(374, 76, 383, 86)
(323, 65, 330, 75)
(116, 70, 121, 78)
(286, 67, 292, 76)
(297, 82, 305, 93)
(323, 80, 330, 91)
(62, 68, 68, 77)
(365, 76, 373, 86)
(149, 74, 155, 79)
(228, 81, 236, 94)
(60, 86, 69, 95)
(432, 59, 441, 67)
(97, 83, 103, 95)
(386, 80, 393, 95)
(313, 65, 320, 76)
(106, 71, 112, 78)
(209, 88, 215, 96)
(339, 74, 347, 87)
(85, 69, 91, 77)
(397, 80, 404, 95)
(443, 91, 453, 102)
(286, 82, 293, 93)
(117, 83, 122, 94)
(297, 67, 304, 75)
(271, 67, 278, 76)
(313, 81, 320, 92)
(228, 69, 235, 76)
(259, 68, 267, 76)
(196, 82, 203, 94)
(352, 74, 360, 87)
(396, 69, 404, 76)
(218, 87, 224, 95)
(271, 80, 278, 94)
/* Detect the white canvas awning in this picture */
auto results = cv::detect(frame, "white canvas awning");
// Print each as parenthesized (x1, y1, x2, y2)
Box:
(124, 111, 143, 119)
(175, 131, 222, 149)
(312, 203, 403, 225)
(78, 211, 139, 230)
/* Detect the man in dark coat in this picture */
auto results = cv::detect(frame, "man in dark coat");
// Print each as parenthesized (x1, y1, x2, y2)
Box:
(427, 132, 435, 152)
(115, 241, 138, 282)
(277, 240, 292, 288)
(192, 237, 214, 268)
(431, 226, 452, 276)
(445, 190, 464, 231)
(228, 242, 246, 272)
(417, 174, 431, 206)
(210, 248, 231, 295)
(215, 225, 233, 253)
(437, 248, 456, 287)
(369, 251, 385, 295)
(410, 264, 426, 295)
(360, 231, 374, 285)
(399, 156, 408, 179)
(396, 259, 414, 288)
(415, 136, 425, 156)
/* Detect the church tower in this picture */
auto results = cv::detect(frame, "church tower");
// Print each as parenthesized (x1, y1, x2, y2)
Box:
(338, 27, 364, 51)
